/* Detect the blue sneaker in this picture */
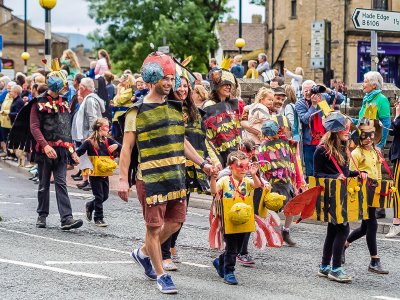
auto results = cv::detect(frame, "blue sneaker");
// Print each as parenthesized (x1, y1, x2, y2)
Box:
(328, 267, 352, 283)
(223, 272, 238, 285)
(131, 249, 156, 281)
(318, 264, 331, 277)
(213, 258, 224, 278)
(157, 274, 178, 294)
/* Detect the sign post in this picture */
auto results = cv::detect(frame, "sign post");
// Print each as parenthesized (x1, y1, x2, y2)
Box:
(352, 8, 400, 72)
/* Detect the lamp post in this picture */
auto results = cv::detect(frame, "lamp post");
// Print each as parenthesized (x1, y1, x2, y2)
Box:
(237, 0, 244, 54)
(23, 0, 27, 74)
(21, 52, 30, 74)
(39, 0, 57, 69)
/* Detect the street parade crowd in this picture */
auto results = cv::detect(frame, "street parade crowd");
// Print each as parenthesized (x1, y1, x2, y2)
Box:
(1, 48, 400, 294)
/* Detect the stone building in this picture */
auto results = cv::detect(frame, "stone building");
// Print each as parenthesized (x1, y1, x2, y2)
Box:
(0, 1, 68, 77)
(265, 0, 400, 86)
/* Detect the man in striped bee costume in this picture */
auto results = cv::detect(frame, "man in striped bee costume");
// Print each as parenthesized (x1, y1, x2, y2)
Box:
(118, 52, 213, 294)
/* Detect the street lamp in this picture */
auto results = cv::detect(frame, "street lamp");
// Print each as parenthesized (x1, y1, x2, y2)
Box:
(39, 0, 57, 69)
(235, 38, 246, 54)
(21, 51, 30, 74)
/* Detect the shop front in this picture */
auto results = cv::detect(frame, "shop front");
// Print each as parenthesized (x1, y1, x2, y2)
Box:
(357, 41, 400, 86)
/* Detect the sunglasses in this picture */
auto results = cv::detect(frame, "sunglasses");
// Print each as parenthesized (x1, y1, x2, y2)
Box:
(233, 163, 250, 170)
(360, 132, 375, 140)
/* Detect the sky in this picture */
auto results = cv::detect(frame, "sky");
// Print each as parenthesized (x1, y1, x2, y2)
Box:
(4, 0, 264, 35)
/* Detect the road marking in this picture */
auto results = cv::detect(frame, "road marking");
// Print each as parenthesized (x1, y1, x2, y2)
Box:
(181, 262, 210, 268)
(372, 296, 400, 300)
(0, 202, 22, 205)
(0, 228, 130, 254)
(45, 260, 134, 265)
(0, 228, 211, 269)
(8, 176, 15, 179)
(0, 258, 110, 279)
(377, 238, 400, 243)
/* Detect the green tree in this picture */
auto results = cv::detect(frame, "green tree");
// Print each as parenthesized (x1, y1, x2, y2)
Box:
(87, 0, 230, 73)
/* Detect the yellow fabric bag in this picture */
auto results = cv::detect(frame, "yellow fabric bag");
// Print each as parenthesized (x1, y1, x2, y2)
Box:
(222, 195, 255, 234)
(89, 139, 117, 177)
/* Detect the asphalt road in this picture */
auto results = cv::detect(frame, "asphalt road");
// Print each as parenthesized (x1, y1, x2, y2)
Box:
(0, 163, 400, 300)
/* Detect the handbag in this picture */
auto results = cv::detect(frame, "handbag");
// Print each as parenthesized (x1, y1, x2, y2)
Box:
(90, 138, 118, 176)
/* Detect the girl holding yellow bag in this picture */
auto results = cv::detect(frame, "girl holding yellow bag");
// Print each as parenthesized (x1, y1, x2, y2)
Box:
(76, 118, 121, 227)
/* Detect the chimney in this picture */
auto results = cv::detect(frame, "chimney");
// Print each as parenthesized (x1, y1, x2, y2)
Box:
(252, 14, 262, 24)
(0, 0, 3, 5)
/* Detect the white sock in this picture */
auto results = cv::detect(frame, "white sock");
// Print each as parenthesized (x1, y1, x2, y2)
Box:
(138, 248, 148, 259)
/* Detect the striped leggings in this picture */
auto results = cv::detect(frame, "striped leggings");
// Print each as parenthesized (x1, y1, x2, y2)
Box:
(393, 159, 400, 219)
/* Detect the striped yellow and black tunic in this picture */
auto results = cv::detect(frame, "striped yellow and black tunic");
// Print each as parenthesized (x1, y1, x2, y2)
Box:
(136, 100, 187, 206)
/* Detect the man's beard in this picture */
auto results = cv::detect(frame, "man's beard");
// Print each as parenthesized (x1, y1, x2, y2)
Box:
(155, 83, 171, 96)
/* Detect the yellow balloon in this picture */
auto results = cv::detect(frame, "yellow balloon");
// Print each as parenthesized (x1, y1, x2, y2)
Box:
(39, 0, 57, 9)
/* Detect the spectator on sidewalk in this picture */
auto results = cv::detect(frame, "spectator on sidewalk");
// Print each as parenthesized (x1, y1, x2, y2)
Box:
(0, 81, 16, 157)
(256, 53, 270, 81)
(95, 49, 112, 79)
(244, 60, 259, 79)
(75, 78, 106, 191)
(230, 55, 244, 79)
(284, 67, 304, 99)
(295, 80, 344, 176)
(61, 49, 81, 81)
(207, 58, 219, 81)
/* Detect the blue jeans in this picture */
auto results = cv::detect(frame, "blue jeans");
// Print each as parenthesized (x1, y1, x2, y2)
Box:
(303, 144, 317, 177)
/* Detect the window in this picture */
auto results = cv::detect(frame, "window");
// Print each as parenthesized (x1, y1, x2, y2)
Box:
(373, 0, 388, 10)
(291, 0, 297, 18)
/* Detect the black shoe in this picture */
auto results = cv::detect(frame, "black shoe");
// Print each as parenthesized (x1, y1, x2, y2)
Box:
(72, 176, 83, 181)
(77, 180, 89, 189)
(71, 170, 82, 178)
(85, 202, 93, 222)
(82, 183, 92, 191)
(282, 229, 297, 247)
(61, 218, 83, 230)
(368, 258, 389, 274)
(95, 219, 108, 227)
(36, 216, 46, 228)
(376, 208, 386, 219)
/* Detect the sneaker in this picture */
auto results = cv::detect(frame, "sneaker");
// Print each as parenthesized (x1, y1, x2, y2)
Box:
(368, 258, 389, 274)
(77, 180, 89, 189)
(157, 274, 178, 294)
(317, 265, 331, 277)
(82, 183, 92, 191)
(95, 219, 108, 227)
(72, 176, 83, 182)
(237, 254, 255, 266)
(171, 254, 181, 263)
(61, 218, 83, 230)
(213, 258, 224, 278)
(385, 225, 400, 238)
(36, 216, 46, 228)
(224, 272, 238, 285)
(282, 229, 297, 247)
(85, 202, 93, 222)
(328, 267, 352, 283)
(162, 260, 178, 271)
(131, 248, 157, 280)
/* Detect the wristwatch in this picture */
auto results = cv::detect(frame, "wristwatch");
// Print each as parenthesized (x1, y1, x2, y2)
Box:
(200, 160, 208, 170)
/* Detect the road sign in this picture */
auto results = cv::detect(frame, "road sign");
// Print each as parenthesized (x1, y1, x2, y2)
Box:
(158, 46, 170, 54)
(352, 8, 400, 32)
(310, 21, 327, 69)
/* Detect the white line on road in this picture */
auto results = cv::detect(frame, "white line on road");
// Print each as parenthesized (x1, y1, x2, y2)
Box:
(45, 260, 134, 265)
(0, 228, 130, 255)
(0, 228, 211, 269)
(377, 238, 400, 243)
(372, 296, 400, 300)
(181, 262, 210, 268)
(0, 202, 22, 205)
(0, 258, 111, 279)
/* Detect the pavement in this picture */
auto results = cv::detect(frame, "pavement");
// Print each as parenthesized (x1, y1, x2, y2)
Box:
(0, 159, 396, 234)
(1, 163, 400, 299)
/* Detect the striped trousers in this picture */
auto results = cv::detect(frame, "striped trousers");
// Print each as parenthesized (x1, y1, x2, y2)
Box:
(393, 159, 400, 219)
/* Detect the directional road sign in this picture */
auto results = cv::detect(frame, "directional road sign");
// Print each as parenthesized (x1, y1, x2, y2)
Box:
(352, 8, 400, 32)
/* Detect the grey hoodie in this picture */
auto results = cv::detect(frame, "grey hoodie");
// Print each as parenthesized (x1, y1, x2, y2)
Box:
(82, 92, 105, 139)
